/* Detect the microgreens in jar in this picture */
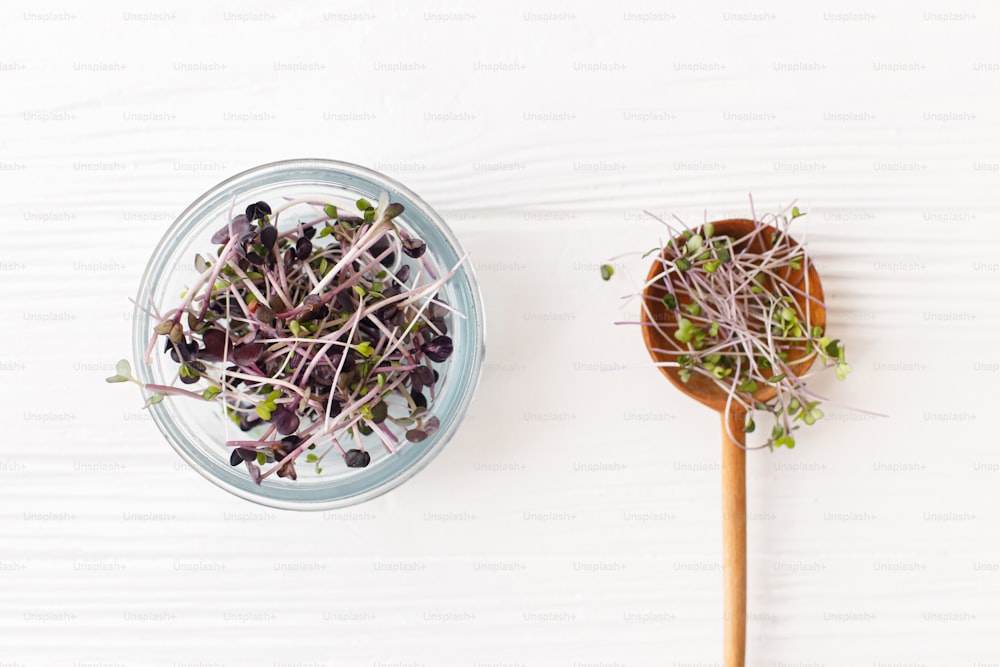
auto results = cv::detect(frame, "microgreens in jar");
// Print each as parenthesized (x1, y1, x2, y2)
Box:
(111, 193, 465, 483)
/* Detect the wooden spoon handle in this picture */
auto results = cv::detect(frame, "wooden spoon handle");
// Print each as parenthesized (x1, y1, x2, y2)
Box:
(721, 406, 747, 666)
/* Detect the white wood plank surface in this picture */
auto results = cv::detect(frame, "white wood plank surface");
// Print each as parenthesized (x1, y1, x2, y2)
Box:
(2, 1, 999, 665)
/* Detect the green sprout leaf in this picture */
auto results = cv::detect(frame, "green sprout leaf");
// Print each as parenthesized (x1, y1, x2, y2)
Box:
(791, 206, 803, 218)
(324, 204, 338, 219)
(774, 434, 796, 448)
(202, 386, 222, 401)
(802, 406, 824, 426)
(142, 393, 164, 409)
(835, 362, 852, 381)
(356, 341, 375, 358)
(711, 365, 730, 379)
(355, 198, 371, 211)
(674, 318, 695, 343)
(662, 293, 677, 310)
(600, 264, 614, 281)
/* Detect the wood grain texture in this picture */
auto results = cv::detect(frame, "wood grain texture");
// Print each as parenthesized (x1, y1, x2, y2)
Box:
(2, 1, 1000, 666)
(721, 408, 747, 667)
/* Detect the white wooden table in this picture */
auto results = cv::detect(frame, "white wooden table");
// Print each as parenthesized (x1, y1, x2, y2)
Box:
(3, 1, 998, 664)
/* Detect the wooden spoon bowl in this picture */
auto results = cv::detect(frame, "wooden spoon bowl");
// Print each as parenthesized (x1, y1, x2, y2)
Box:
(640, 218, 825, 666)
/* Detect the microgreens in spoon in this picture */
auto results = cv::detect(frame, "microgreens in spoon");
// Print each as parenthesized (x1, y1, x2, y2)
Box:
(110, 193, 465, 483)
(603, 204, 857, 450)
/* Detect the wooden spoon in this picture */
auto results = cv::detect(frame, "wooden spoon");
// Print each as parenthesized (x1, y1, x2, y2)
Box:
(640, 219, 825, 666)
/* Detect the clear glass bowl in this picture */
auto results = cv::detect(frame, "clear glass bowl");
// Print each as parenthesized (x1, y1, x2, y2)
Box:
(131, 159, 485, 510)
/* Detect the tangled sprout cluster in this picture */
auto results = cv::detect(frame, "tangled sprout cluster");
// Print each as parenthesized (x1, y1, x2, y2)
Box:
(111, 193, 464, 482)
(604, 205, 852, 449)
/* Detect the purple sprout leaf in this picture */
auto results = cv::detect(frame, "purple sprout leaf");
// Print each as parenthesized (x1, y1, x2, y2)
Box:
(168, 339, 199, 363)
(312, 364, 335, 386)
(411, 391, 427, 409)
(211, 214, 251, 245)
(298, 294, 324, 322)
(255, 304, 275, 325)
(412, 365, 434, 386)
(344, 449, 371, 468)
(276, 460, 297, 480)
(238, 412, 262, 432)
(200, 328, 228, 361)
(405, 428, 428, 443)
(271, 407, 300, 436)
(245, 201, 272, 222)
(295, 237, 313, 261)
(210, 227, 229, 245)
(428, 301, 449, 321)
(259, 224, 277, 250)
(421, 336, 453, 363)
(247, 462, 262, 485)
(232, 342, 264, 366)
(401, 237, 426, 259)
(422, 416, 440, 437)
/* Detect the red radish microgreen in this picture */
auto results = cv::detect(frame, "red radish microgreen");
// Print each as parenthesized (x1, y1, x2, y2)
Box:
(605, 203, 862, 450)
(113, 195, 465, 483)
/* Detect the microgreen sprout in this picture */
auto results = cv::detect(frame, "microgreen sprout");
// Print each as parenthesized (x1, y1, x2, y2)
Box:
(604, 202, 862, 450)
(113, 194, 465, 483)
